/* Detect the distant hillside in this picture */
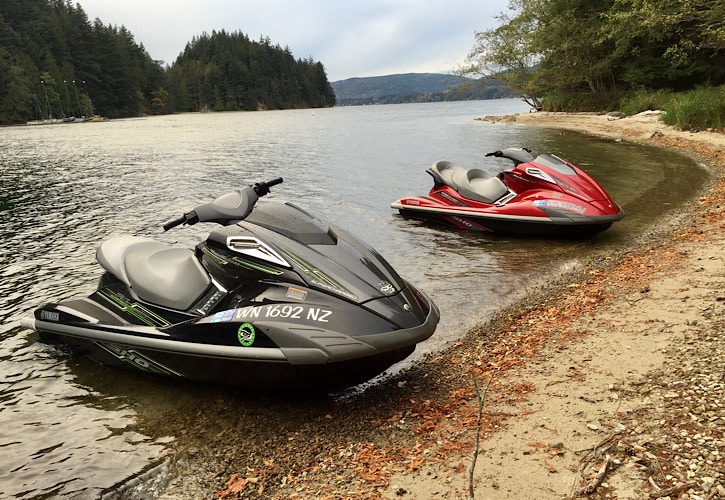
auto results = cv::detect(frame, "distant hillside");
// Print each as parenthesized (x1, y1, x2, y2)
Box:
(331, 73, 514, 106)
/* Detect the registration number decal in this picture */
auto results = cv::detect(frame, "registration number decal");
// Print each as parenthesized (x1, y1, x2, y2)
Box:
(533, 199, 587, 214)
(235, 304, 332, 323)
(209, 305, 333, 324)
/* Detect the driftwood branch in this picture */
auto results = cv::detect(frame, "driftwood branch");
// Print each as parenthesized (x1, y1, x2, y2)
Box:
(575, 455, 612, 496)
(648, 481, 697, 499)
(575, 432, 620, 458)
(468, 371, 496, 500)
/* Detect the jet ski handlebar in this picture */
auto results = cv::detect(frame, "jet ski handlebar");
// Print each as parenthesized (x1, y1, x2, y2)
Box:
(163, 213, 191, 231)
(253, 177, 283, 196)
(485, 147, 534, 165)
(163, 177, 284, 231)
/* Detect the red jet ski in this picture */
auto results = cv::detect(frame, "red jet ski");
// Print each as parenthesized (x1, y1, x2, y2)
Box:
(391, 147, 624, 238)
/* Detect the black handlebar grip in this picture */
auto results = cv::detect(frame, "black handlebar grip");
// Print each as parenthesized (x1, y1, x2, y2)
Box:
(163, 215, 187, 231)
(254, 177, 284, 196)
(163, 210, 198, 231)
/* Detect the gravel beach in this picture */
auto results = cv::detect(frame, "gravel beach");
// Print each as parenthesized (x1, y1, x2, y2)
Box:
(147, 111, 725, 500)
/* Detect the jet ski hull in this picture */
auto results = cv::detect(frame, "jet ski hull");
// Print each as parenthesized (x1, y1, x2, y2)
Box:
(23, 285, 439, 390)
(34, 327, 421, 390)
(393, 200, 624, 238)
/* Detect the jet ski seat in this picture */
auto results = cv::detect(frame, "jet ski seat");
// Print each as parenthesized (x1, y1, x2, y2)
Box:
(96, 236, 211, 311)
(432, 161, 509, 204)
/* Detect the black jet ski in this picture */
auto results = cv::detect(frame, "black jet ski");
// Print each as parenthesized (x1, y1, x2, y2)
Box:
(22, 178, 439, 390)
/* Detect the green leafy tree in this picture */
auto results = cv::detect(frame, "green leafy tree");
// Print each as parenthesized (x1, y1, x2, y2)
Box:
(532, 0, 618, 94)
(463, 0, 542, 108)
(605, 0, 725, 89)
(465, 0, 725, 110)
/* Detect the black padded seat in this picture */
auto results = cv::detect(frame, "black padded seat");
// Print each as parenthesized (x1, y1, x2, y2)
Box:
(431, 161, 509, 204)
(96, 236, 211, 311)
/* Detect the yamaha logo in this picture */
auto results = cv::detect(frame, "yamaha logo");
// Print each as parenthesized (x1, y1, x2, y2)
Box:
(378, 281, 396, 295)
(40, 310, 60, 322)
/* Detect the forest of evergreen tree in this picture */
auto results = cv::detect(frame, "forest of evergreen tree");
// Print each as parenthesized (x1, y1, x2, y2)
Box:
(0, 0, 336, 125)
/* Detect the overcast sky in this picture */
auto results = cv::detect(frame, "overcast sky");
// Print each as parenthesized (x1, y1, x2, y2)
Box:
(77, 1, 511, 82)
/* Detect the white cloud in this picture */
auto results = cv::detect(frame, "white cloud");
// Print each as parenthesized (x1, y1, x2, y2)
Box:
(77, 0, 510, 80)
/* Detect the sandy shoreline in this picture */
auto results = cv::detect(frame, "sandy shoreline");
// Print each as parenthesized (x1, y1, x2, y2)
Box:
(158, 111, 725, 500)
(487, 110, 725, 153)
(380, 112, 725, 500)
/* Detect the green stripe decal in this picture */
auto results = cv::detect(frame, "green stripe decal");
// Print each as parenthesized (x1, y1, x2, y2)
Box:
(98, 289, 171, 327)
(202, 246, 282, 275)
(277, 246, 356, 299)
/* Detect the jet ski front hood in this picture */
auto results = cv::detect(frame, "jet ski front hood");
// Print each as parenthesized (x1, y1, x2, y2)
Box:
(527, 154, 616, 205)
(216, 202, 409, 306)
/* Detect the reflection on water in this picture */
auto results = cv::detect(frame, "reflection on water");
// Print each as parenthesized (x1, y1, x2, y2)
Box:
(1, 343, 169, 497)
(0, 100, 709, 497)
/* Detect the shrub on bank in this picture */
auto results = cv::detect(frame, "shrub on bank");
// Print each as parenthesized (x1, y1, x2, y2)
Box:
(619, 88, 673, 115)
(541, 91, 623, 112)
(661, 85, 725, 131)
(540, 85, 725, 131)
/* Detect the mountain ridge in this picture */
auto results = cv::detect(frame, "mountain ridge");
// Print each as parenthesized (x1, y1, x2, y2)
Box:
(330, 72, 514, 105)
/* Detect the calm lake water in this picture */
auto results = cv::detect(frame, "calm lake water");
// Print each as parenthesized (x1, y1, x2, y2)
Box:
(0, 100, 710, 498)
